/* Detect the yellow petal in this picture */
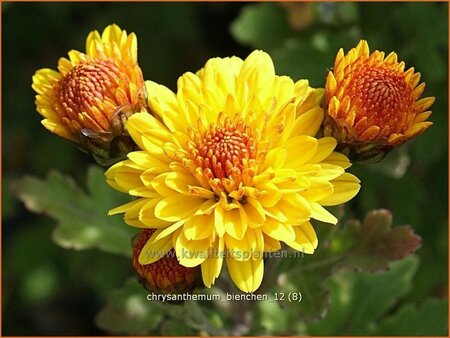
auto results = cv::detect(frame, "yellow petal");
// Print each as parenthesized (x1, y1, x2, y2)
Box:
(165, 170, 199, 195)
(145, 81, 183, 131)
(224, 207, 247, 240)
(356, 40, 370, 57)
(242, 198, 266, 228)
(404, 121, 432, 138)
(277, 194, 311, 224)
(85, 30, 101, 56)
(264, 205, 288, 223)
(124, 33, 138, 63)
(413, 111, 432, 123)
(138, 231, 172, 264)
(224, 228, 263, 261)
(127, 112, 174, 154)
(101, 24, 123, 44)
(290, 107, 324, 137)
(263, 234, 281, 252)
(201, 237, 224, 288)
(314, 163, 345, 181)
(262, 218, 295, 242)
(415, 97, 435, 112)
(106, 161, 145, 194)
(226, 257, 264, 293)
(294, 79, 311, 98)
(175, 230, 209, 267)
(40, 119, 74, 141)
(67, 50, 85, 64)
(57, 57, 75, 75)
(285, 136, 318, 168)
(149, 173, 176, 196)
(214, 204, 226, 237)
(153, 220, 185, 242)
(261, 77, 295, 118)
(301, 178, 333, 202)
(155, 195, 204, 222)
(194, 199, 219, 216)
(257, 182, 282, 208)
(183, 214, 215, 240)
(321, 173, 361, 206)
(263, 148, 288, 170)
(139, 198, 174, 228)
(128, 151, 170, 170)
(310, 202, 338, 224)
(308, 137, 337, 163)
(224, 233, 253, 261)
(108, 198, 146, 215)
(238, 50, 275, 97)
(323, 151, 352, 169)
(326, 72, 337, 94)
(285, 222, 318, 254)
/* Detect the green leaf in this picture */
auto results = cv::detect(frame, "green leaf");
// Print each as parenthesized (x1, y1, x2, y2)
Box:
(306, 256, 419, 335)
(315, 2, 359, 26)
(271, 29, 359, 86)
(2, 174, 20, 219)
(374, 298, 448, 336)
(96, 279, 226, 336)
(159, 319, 197, 336)
(96, 278, 164, 335)
(14, 166, 137, 256)
(272, 37, 331, 86)
(182, 300, 227, 336)
(230, 3, 293, 50)
(276, 256, 333, 322)
(339, 209, 422, 272)
(271, 209, 421, 323)
(257, 297, 290, 335)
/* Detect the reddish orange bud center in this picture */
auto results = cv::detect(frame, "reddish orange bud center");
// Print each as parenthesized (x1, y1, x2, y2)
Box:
(346, 66, 414, 138)
(55, 59, 121, 130)
(132, 229, 198, 294)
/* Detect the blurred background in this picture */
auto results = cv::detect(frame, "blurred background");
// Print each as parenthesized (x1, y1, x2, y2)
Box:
(2, 2, 448, 335)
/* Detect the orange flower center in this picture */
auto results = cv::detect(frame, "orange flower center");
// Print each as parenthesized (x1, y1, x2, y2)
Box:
(346, 66, 414, 134)
(195, 122, 255, 179)
(56, 59, 121, 121)
(187, 116, 257, 196)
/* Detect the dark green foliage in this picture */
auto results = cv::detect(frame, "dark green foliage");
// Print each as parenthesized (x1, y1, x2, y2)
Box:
(15, 166, 137, 256)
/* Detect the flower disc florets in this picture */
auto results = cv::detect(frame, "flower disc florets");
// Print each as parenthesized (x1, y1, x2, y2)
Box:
(187, 115, 257, 198)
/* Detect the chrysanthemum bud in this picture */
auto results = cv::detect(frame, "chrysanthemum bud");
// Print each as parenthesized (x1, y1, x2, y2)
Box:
(323, 40, 434, 163)
(132, 229, 200, 295)
(32, 24, 147, 165)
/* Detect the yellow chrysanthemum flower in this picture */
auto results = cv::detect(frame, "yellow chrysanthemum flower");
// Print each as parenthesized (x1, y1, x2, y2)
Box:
(324, 40, 434, 162)
(106, 51, 360, 292)
(32, 24, 146, 163)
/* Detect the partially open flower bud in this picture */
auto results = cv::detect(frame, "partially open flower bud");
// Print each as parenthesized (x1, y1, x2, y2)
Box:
(32, 24, 147, 165)
(323, 40, 434, 163)
(132, 229, 200, 295)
